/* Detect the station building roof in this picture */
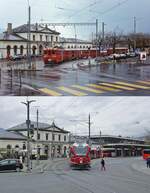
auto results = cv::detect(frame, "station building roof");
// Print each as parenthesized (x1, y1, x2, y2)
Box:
(0, 33, 27, 41)
(13, 24, 60, 35)
(7, 121, 70, 134)
(0, 128, 26, 140)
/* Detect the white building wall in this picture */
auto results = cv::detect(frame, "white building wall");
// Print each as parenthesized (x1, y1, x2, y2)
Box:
(0, 139, 26, 149)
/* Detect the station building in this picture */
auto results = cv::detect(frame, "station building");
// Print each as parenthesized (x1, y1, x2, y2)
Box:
(0, 23, 60, 59)
(59, 38, 93, 50)
(0, 122, 70, 159)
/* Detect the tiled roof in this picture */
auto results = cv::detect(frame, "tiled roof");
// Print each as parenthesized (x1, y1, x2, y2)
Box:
(0, 129, 26, 140)
(7, 122, 69, 133)
(13, 24, 60, 35)
(0, 33, 25, 41)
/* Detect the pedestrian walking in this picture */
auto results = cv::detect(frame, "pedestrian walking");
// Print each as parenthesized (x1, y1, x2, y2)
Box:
(101, 158, 106, 171)
(146, 158, 150, 168)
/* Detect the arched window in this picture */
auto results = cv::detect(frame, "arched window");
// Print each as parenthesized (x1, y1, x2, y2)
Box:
(7, 144, 12, 150)
(32, 46, 37, 55)
(20, 45, 24, 55)
(14, 45, 17, 55)
(44, 145, 49, 155)
(23, 143, 26, 150)
(39, 45, 43, 55)
(6, 45, 11, 56)
(68, 45, 70, 49)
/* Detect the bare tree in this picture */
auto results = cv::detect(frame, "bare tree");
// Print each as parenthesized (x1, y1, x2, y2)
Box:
(105, 30, 124, 53)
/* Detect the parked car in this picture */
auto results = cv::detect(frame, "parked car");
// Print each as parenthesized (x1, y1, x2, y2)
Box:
(0, 159, 23, 172)
(126, 52, 136, 58)
(12, 54, 24, 61)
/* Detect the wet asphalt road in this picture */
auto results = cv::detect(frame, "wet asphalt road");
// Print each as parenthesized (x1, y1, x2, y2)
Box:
(1, 57, 150, 96)
(0, 157, 149, 193)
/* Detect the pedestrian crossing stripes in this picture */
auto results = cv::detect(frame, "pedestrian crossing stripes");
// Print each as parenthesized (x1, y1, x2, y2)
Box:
(86, 84, 121, 92)
(58, 87, 87, 96)
(100, 83, 135, 91)
(39, 88, 63, 96)
(72, 85, 104, 94)
(136, 80, 150, 85)
(87, 84, 121, 92)
(115, 82, 150, 90)
(38, 80, 150, 96)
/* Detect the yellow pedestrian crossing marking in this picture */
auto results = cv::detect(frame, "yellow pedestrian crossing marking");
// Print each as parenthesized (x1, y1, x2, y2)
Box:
(58, 86, 87, 96)
(39, 80, 150, 96)
(100, 83, 136, 91)
(72, 85, 104, 94)
(136, 80, 150, 85)
(86, 84, 121, 92)
(39, 88, 63, 96)
(115, 81, 150, 89)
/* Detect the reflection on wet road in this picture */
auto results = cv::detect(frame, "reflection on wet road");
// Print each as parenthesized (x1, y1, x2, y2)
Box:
(0, 58, 150, 96)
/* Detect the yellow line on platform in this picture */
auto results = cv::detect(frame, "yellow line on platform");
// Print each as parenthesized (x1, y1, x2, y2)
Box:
(100, 83, 135, 91)
(72, 85, 104, 94)
(115, 82, 150, 90)
(87, 84, 121, 92)
(58, 87, 87, 96)
(39, 88, 63, 96)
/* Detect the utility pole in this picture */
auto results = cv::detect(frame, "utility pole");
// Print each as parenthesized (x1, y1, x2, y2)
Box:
(99, 130, 102, 147)
(134, 16, 136, 34)
(133, 16, 137, 51)
(36, 109, 39, 165)
(102, 22, 106, 48)
(88, 114, 91, 144)
(21, 99, 36, 172)
(96, 19, 99, 58)
(51, 122, 55, 160)
(28, 4, 32, 69)
(102, 22, 105, 42)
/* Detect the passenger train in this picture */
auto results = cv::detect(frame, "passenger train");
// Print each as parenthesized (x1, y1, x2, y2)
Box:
(43, 47, 128, 65)
(69, 143, 91, 169)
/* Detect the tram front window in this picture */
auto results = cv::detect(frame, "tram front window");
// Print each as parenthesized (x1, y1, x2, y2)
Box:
(74, 146, 88, 156)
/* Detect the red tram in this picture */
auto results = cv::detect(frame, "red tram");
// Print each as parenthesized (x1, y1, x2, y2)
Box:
(69, 143, 91, 169)
(43, 47, 128, 65)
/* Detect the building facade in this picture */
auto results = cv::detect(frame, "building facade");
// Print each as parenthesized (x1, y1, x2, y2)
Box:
(0, 23, 60, 59)
(7, 121, 70, 158)
(0, 129, 27, 159)
(59, 38, 93, 50)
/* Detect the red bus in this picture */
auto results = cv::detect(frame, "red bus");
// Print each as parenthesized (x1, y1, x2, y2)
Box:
(142, 149, 150, 160)
(70, 143, 91, 169)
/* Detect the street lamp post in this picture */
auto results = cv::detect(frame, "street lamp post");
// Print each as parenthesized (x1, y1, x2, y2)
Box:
(36, 109, 40, 165)
(27, 0, 32, 69)
(21, 99, 36, 172)
(88, 114, 91, 145)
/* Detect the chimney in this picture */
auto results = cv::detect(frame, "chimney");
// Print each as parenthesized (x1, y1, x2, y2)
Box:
(7, 23, 13, 34)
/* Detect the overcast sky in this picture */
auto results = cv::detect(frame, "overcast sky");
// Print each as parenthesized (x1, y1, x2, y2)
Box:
(0, 0, 150, 39)
(0, 96, 150, 138)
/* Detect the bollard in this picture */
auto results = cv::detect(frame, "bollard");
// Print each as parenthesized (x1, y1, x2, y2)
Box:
(10, 67, 13, 89)
(0, 68, 1, 83)
(19, 70, 22, 88)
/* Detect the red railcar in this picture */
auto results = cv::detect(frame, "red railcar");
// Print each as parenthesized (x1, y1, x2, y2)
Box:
(43, 47, 128, 65)
(107, 47, 128, 55)
(142, 149, 150, 160)
(70, 143, 91, 169)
